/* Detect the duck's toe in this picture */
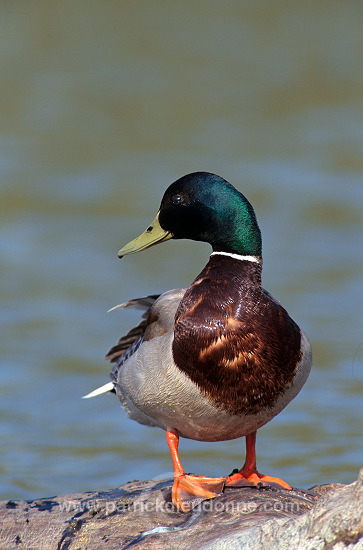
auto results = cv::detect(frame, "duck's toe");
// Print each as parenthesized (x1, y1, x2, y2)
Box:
(226, 470, 292, 490)
(172, 474, 226, 512)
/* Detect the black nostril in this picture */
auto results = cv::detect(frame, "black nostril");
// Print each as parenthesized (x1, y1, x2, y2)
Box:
(146, 226, 153, 233)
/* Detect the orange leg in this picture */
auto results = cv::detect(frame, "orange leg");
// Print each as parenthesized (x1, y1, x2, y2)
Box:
(226, 431, 292, 490)
(166, 429, 226, 512)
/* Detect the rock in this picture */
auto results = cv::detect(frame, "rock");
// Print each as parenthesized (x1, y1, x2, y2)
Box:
(0, 470, 362, 550)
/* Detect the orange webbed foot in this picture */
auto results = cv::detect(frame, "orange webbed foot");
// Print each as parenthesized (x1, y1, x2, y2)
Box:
(172, 474, 226, 512)
(166, 429, 226, 512)
(225, 431, 292, 491)
(226, 469, 292, 490)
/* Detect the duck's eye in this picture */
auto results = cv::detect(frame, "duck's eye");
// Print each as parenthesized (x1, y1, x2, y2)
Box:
(171, 194, 183, 205)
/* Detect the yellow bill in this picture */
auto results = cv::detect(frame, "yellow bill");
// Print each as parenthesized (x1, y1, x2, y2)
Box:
(118, 212, 173, 258)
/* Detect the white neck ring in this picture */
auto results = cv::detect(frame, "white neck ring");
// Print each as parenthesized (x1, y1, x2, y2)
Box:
(210, 251, 261, 264)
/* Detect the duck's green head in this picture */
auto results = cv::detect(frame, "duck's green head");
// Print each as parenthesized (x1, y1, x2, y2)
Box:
(119, 172, 262, 258)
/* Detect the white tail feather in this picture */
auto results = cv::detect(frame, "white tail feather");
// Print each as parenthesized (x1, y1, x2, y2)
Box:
(107, 303, 125, 312)
(82, 382, 114, 399)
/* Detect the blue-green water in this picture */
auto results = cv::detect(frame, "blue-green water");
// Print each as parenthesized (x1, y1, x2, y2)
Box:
(1, 1, 362, 501)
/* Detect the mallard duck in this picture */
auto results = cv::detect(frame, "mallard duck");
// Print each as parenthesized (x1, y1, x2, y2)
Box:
(84, 172, 312, 512)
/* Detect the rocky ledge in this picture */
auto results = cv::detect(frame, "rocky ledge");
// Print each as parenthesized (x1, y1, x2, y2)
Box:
(1, 469, 362, 550)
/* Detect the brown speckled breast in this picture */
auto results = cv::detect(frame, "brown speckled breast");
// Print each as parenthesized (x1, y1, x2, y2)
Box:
(172, 255, 302, 416)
